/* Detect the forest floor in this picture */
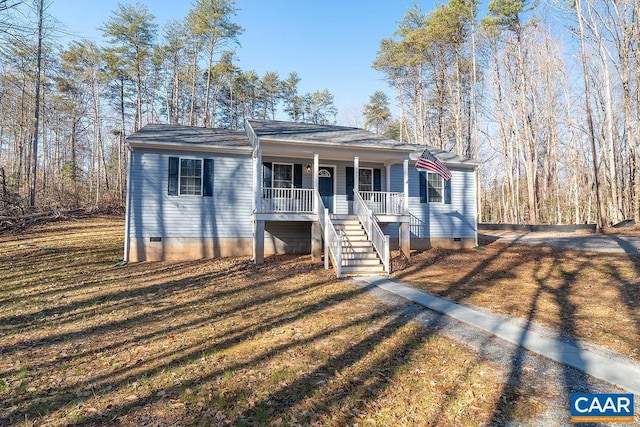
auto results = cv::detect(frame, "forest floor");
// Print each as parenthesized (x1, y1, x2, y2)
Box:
(1, 217, 638, 425)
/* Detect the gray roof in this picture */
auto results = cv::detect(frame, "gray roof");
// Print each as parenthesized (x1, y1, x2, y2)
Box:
(126, 121, 479, 167)
(127, 124, 250, 148)
(249, 119, 480, 166)
(248, 119, 415, 150)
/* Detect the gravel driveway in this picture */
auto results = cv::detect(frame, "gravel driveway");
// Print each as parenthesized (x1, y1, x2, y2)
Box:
(481, 231, 640, 254)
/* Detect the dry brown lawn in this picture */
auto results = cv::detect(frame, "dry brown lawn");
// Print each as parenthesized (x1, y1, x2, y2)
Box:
(393, 236, 640, 361)
(0, 217, 531, 426)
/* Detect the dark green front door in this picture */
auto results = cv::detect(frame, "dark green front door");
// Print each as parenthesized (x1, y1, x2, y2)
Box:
(318, 167, 334, 213)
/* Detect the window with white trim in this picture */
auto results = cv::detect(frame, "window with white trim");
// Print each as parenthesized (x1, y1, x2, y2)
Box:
(427, 172, 443, 203)
(180, 158, 202, 195)
(358, 168, 373, 192)
(272, 163, 293, 188)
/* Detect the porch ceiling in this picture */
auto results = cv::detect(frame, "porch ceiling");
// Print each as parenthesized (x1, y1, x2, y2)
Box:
(260, 139, 415, 163)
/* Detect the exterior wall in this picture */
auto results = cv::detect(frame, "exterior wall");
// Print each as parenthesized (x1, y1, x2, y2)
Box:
(127, 147, 477, 261)
(126, 148, 254, 261)
(389, 164, 477, 249)
(128, 237, 253, 262)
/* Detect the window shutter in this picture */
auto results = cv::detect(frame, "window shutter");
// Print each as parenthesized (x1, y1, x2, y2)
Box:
(373, 169, 382, 191)
(263, 162, 272, 189)
(346, 166, 354, 201)
(419, 171, 427, 203)
(294, 164, 302, 188)
(168, 157, 179, 196)
(203, 159, 214, 197)
(444, 177, 452, 204)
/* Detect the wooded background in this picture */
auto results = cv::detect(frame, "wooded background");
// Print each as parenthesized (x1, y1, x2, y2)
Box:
(0, 0, 638, 227)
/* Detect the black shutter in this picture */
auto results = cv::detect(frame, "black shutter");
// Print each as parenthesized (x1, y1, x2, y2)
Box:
(263, 162, 272, 189)
(419, 171, 427, 203)
(444, 177, 452, 204)
(373, 168, 382, 191)
(346, 166, 354, 201)
(168, 157, 179, 196)
(203, 159, 214, 197)
(293, 164, 302, 188)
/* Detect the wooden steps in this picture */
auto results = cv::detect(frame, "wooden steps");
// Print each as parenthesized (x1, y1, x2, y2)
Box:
(331, 215, 385, 276)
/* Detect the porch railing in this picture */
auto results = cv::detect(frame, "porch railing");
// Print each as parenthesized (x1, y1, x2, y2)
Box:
(354, 190, 390, 274)
(315, 190, 342, 277)
(359, 191, 405, 215)
(261, 188, 314, 213)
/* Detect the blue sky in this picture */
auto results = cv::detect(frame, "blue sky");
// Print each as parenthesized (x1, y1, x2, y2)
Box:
(48, 0, 470, 124)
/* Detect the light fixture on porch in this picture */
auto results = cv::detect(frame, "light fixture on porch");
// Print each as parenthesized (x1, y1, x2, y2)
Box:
(306, 164, 311, 174)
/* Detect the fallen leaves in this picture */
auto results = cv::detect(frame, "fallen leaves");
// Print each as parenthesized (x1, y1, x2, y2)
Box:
(394, 241, 640, 360)
(0, 217, 521, 426)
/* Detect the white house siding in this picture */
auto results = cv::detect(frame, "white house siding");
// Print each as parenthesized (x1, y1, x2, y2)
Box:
(389, 164, 477, 247)
(127, 148, 254, 261)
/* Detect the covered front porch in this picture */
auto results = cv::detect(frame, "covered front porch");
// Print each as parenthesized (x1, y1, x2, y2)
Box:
(250, 152, 412, 274)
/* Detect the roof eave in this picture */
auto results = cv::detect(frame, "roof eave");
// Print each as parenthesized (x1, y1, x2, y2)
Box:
(258, 136, 418, 153)
(128, 141, 252, 155)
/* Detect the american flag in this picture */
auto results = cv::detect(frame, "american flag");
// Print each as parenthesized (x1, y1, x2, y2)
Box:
(415, 147, 452, 181)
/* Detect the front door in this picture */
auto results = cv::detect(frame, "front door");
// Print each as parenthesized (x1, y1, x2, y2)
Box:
(318, 167, 334, 213)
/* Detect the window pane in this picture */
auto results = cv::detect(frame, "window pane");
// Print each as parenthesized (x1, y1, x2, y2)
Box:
(180, 159, 202, 195)
(427, 173, 443, 203)
(273, 164, 293, 188)
(358, 169, 372, 192)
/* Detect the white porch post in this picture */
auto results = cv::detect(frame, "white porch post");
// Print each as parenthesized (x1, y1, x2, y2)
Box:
(311, 152, 322, 263)
(253, 149, 264, 265)
(354, 156, 359, 192)
(385, 164, 391, 192)
(313, 153, 319, 212)
(353, 156, 359, 215)
(254, 149, 262, 213)
(403, 159, 409, 211)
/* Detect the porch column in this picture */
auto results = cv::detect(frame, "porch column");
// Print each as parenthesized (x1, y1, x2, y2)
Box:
(254, 149, 262, 213)
(313, 153, 319, 212)
(312, 152, 322, 263)
(311, 221, 322, 262)
(403, 159, 409, 211)
(400, 221, 410, 258)
(385, 164, 391, 192)
(401, 159, 410, 258)
(253, 220, 265, 264)
(354, 156, 359, 193)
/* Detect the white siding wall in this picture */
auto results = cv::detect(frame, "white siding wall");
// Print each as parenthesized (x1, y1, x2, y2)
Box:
(128, 148, 254, 238)
(390, 164, 476, 239)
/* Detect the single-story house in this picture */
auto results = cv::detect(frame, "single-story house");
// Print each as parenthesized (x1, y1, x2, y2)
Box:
(124, 119, 480, 276)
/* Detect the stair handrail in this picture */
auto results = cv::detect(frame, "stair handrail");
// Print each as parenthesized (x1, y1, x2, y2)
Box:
(353, 190, 390, 273)
(315, 190, 342, 277)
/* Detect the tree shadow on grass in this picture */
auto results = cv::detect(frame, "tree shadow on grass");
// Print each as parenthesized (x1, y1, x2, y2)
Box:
(4, 245, 422, 425)
(596, 253, 640, 359)
(1, 243, 502, 426)
(488, 252, 593, 424)
(396, 238, 608, 424)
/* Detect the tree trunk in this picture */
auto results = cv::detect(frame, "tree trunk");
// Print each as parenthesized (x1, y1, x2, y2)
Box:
(575, 0, 608, 228)
(29, 0, 44, 208)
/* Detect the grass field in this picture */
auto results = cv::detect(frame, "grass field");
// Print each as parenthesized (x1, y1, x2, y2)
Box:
(0, 217, 521, 426)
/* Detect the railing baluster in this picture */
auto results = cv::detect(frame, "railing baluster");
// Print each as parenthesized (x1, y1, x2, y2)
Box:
(354, 190, 390, 274)
(358, 191, 406, 215)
